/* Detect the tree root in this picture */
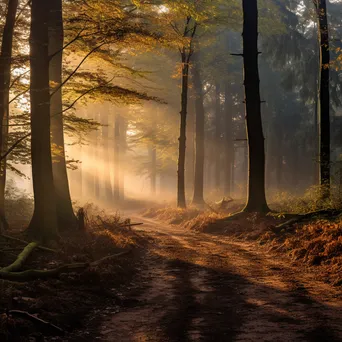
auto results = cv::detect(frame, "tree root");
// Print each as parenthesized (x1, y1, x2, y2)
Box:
(273, 209, 342, 232)
(0, 249, 132, 281)
(1, 242, 39, 273)
(0, 234, 57, 253)
(8, 310, 64, 335)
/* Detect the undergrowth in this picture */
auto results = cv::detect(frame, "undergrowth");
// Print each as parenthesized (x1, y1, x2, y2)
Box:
(261, 217, 342, 286)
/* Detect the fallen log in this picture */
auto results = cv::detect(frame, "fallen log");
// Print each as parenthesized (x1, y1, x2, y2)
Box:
(0, 249, 132, 281)
(8, 310, 64, 336)
(1, 242, 39, 273)
(0, 234, 56, 253)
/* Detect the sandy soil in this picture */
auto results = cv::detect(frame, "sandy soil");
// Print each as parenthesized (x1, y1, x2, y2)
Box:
(86, 216, 342, 342)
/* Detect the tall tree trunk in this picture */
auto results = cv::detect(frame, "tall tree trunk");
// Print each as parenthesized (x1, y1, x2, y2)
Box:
(119, 117, 127, 200)
(49, 0, 77, 228)
(223, 82, 233, 196)
(242, 0, 269, 213)
(150, 118, 157, 195)
(214, 82, 221, 189)
(192, 57, 205, 205)
(149, 145, 157, 194)
(315, 0, 330, 198)
(114, 114, 120, 201)
(177, 52, 189, 208)
(0, 0, 18, 230)
(102, 111, 113, 202)
(94, 112, 101, 201)
(27, 0, 58, 241)
(185, 95, 195, 194)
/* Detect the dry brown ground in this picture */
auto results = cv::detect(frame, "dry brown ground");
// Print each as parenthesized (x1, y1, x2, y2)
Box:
(91, 216, 342, 342)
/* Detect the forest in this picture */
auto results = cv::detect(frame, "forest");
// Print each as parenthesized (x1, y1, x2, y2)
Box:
(0, 0, 341, 341)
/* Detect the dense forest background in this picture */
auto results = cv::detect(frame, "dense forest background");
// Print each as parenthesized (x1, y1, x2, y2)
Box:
(1, 0, 342, 230)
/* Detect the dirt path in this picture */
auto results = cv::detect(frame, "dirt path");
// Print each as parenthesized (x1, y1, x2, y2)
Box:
(97, 216, 342, 342)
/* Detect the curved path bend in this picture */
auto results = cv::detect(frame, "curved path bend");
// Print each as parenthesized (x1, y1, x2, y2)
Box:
(98, 216, 342, 342)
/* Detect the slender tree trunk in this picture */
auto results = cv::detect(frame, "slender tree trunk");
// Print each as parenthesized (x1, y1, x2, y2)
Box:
(27, 0, 58, 241)
(49, 0, 77, 228)
(275, 122, 283, 191)
(177, 53, 189, 208)
(192, 57, 205, 205)
(149, 118, 157, 195)
(119, 117, 127, 200)
(242, 0, 269, 212)
(185, 95, 195, 194)
(214, 82, 222, 189)
(149, 145, 157, 194)
(315, 0, 330, 198)
(94, 113, 101, 201)
(231, 146, 235, 194)
(102, 111, 113, 202)
(114, 114, 120, 201)
(0, 0, 18, 230)
(223, 82, 233, 196)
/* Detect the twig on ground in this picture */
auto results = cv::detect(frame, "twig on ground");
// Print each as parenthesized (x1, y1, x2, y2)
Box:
(8, 310, 64, 335)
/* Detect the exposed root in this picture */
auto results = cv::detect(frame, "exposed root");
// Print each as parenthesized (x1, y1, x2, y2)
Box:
(1, 242, 39, 272)
(0, 249, 132, 281)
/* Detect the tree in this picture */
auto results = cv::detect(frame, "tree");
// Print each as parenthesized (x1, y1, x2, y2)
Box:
(0, 0, 18, 230)
(177, 17, 197, 208)
(314, 0, 330, 198)
(242, 0, 269, 213)
(27, 0, 59, 241)
(114, 113, 121, 201)
(214, 81, 222, 190)
(192, 52, 205, 205)
(223, 81, 233, 196)
(49, 0, 78, 228)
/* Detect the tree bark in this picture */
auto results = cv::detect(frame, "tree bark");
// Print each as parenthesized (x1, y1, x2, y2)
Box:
(49, 0, 77, 228)
(242, 0, 269, 213)
(0, 0, 18, 230)
(27, 0, 59, 241)
(177, 52, 189, 208)
(102, 110, 113, 202)
(150, 145, 157, 194)
(315, 0, 330, 198)
(192, 56, 205, 205)
(114, 114, 120, 201)
(94, 112, 101, 201)
(214, 82, 222, 189)
(119, 117, 127, 200)
(223, 82, 233, 196)
(185, 95, 195, 194)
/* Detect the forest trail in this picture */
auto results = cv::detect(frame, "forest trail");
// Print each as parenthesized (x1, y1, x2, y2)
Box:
(97, 216, 342, 342)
